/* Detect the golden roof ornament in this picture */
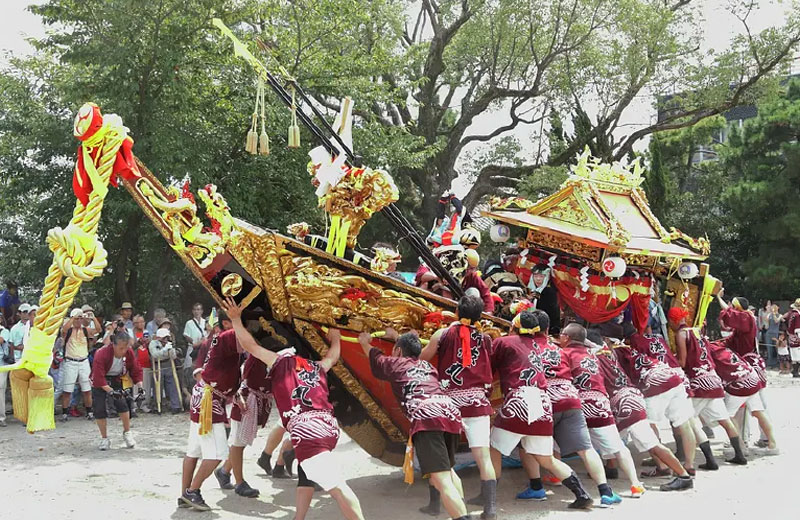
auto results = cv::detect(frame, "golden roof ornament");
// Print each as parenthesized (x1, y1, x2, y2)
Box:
(570, 147, 645, 190)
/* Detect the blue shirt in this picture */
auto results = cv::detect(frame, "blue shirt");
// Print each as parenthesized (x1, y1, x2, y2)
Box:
(0, 290, 20, 311)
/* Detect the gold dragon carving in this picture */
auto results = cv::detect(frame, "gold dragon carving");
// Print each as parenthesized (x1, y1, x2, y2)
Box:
(137, 179, 240, 269)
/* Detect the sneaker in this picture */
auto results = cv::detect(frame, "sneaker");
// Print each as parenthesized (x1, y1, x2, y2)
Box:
(140, 405, 151, 414)
(630, 485, 645, 498)
(123, 430, 136, 448)
(180, 489, 211, 511)
(726, 456, 747, 465)
(177, 497, 190, 509)
(69, 407, 81, 418)
(99, 438, 111, 451)
(235, 480, 260, 498)
(516, 487, 547, 501)
(215, 467, 235, 490)
(599, 492, 622, 507)
(568, 496, 593, 509)
(86, 411, 95, 420)
(659, 476, 693, 492)
(542, 475, 562, 486)
(59, 413, 69, 423)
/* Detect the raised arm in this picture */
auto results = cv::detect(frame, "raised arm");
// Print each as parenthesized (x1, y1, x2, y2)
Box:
(319, 328, 341, 373)
(221, 297, 278, 367)
(716, 288, 729, 311)
(419, 327, 445, 362)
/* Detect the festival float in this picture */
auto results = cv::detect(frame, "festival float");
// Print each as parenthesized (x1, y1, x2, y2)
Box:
(1, 21, 718, 468)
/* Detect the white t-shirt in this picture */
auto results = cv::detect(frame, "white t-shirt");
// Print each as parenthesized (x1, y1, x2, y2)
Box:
(182, 317, 207, 369)
(107, 356, 125, 376)
(777, 342, 789, 356)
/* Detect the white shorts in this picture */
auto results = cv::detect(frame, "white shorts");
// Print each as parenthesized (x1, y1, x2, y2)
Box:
(229, 419, 255, 448)
(300, 450, 346, 491)
(186, 421, 229, 461)
(692, 397, 730, 425)
(620, 420, 660, 454)
(61, 359, 91, 393)
(589, 424, 625, 458)
(462, 415, 491, 448)
(724, 392, 765, 417)
(790, 348, 800, 362)
(490, 427, 553, 456)
(645, 385, 693, 427)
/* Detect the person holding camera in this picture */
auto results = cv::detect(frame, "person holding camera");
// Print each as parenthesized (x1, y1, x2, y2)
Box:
(90, 331, 143, 450)
(59, 308, 95, 422)
(149, 327, 183, 414)
(132, 317, 153, 413)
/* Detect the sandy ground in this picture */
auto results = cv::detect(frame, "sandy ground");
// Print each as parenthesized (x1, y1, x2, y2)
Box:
(2, 371, 798, 520)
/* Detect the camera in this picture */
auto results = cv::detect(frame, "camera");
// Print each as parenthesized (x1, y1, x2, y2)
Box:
(116, 320, 124, 328)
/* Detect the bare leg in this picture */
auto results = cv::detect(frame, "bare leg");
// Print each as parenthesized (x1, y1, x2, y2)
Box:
(520, 450, 541, 479)
(182, 457, 198, 492)
(96, 418, 107, 438)
(490, 447, 503, 479)
(650, 444, 689, 476)
(229, 445, 245, 485)
(614, 446, 642, 487)
(189, 459, 221, 490)
(718, 418, 740, 440)
(264, 425, 285, 455)
(294, 486, 314, 520)
(680, 420, 698, 470)
(533, 454, 571, 481)
(83, 390, 93, 409)
(430, 471, 468, 519)
(450, 469, 464, 498)
(471, 446, 497, 481)
(328, 484, 365, 520)
(577, 449, 607, 485)
(120, 411, 131, 433)
(751, 411, 777, 449)
(223, 459, 232, 473)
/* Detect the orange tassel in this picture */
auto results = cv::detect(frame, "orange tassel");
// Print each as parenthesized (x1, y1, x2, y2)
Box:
(402, 437, 415, 484)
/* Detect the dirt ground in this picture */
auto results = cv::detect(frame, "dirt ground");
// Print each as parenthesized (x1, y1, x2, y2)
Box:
(2, 372, 798, 520)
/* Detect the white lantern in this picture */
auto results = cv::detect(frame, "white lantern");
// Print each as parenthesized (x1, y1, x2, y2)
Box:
(490, 224, 510, 243)
(602, 256, 626, 278)
(678, 261, 699, 280)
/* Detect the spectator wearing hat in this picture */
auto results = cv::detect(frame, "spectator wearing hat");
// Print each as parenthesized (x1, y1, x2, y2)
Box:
(0, 280, 20, 326)
(119, 302, 134, 332)
(8, 303, 33, 364)
(81, 304, 102, 343)
(59, 308, 95, 421)
(149, 326, 182, 414)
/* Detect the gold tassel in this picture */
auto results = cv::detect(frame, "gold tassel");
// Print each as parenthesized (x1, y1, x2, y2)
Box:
(246, 113, 258, 154)
(402, 437, 415, 484)
(288, 86, 300, 148)
(198, 384, 213, 436)
(259, 78, 270, 155)
(10, 369, 33, 424)
(26, 375, 55, 433)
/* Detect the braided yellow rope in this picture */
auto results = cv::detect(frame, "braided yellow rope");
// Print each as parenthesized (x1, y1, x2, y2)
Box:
(1, 103, 126, 432)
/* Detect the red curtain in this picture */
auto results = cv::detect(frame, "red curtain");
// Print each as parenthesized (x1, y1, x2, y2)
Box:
(550, 266, 651, 332)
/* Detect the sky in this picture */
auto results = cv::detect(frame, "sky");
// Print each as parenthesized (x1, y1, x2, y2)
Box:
(0, 0, 794, 197)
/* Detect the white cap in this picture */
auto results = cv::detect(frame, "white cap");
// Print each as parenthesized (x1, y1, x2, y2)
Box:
(70, 308, 84, 318)
(30, 305, 39, 312)
(155, 328, 171, 339)
(18, 303, 31, 313)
